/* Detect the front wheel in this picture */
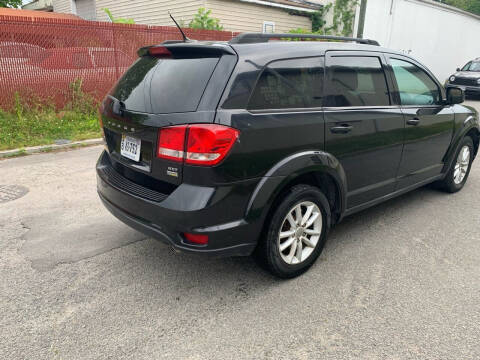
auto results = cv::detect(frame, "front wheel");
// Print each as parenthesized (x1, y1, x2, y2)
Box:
(255, 184, 331, 278)
(437, 136, 474, 193)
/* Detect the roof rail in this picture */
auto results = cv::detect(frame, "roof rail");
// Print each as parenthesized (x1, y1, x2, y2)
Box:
(229, 33, 380, 46)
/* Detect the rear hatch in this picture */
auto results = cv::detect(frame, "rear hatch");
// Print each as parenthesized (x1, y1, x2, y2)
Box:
(100, 43, 237, 192)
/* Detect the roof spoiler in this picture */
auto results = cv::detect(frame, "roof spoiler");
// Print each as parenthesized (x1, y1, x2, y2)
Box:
(137, 43, 236, 57)
(229, 33, 380, 46)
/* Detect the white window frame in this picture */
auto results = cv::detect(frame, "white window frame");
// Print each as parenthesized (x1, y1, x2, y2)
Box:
(262, 21, 275, 33)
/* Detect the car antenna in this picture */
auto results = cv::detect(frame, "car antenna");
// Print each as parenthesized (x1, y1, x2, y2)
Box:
(169, 12, 190, 42)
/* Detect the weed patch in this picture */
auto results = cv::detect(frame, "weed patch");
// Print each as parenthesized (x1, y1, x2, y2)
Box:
(0, 80, 101, 151)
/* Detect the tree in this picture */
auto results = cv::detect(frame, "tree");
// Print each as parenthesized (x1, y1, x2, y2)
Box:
(434, 0, 480, 16)
(103, 8, 135, 24)
(0, 0, 22, 8)
(189, 8, 223, 31)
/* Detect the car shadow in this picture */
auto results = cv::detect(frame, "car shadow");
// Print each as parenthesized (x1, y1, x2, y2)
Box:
(126, 184, 453, 298)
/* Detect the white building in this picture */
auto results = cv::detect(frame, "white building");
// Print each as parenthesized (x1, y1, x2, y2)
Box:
(354, 0, 480, 81)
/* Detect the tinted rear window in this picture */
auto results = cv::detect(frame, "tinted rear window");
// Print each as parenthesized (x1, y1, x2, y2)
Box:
(150, 57, 219, 113)
(111, 56, 219, 114)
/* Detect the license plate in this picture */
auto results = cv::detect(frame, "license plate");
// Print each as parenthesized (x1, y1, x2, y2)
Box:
(120, 135, 141, 162)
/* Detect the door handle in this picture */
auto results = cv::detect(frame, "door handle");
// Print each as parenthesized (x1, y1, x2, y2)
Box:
(406, 118, 420, 126)
(330, 124, 353, 134)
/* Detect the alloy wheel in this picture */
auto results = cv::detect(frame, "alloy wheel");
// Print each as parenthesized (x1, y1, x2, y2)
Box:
(453, 145, 470, 185)
(277, 201, 322, 265)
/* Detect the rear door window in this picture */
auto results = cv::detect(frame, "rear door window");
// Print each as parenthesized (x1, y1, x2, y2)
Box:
(247, 57, 324, 110)
(324, 56, 390, 107)
(390, 58, 441, 106)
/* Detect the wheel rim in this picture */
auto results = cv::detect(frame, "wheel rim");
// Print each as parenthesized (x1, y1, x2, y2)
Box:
(277, 201, 322, 265)
(453, 145, 470, 185)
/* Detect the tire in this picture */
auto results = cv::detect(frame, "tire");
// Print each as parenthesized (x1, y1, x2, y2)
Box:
(437, 136, 474, 193)
(254, 184, 331, 278)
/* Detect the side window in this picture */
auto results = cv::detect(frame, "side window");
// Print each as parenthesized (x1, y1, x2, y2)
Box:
(248, 57, 324, 110)
(390, 58, 441, 106)
(461, 62, 471, 71)
(324, 56, 390, 107)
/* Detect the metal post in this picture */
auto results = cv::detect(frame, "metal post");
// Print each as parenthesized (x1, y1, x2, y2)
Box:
(356, 0, 368, 39)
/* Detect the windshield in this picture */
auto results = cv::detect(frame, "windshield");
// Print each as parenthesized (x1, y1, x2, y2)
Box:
(110, 55, 220, 114)
(461, 61, 480, 72)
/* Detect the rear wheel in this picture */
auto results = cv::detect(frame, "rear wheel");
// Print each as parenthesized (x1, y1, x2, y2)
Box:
(255, 184, 330, 278)
(437, 136, 474, 193)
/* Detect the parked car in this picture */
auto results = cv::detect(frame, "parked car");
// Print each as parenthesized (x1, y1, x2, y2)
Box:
(29, 47, 134, 70)
(446, 58, 480, 98)
(96, 33, 480, 278)
(0, 41, 45, 66)
(0, 46, 136, 106)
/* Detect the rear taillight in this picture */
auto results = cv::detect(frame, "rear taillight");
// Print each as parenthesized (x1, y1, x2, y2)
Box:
(157, 125, 187, 162)
(157, 124, 239, 166)
(186, 125, 239, 166)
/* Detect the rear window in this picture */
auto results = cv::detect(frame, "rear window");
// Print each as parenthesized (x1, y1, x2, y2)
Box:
(111, 56, 220, 114)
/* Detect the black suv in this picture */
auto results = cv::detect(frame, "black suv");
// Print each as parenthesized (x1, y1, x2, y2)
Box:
(97, 33, 480, 278)
(446, 58, 480, 98)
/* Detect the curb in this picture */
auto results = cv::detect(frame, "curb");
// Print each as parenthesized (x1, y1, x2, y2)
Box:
(0, 138, 104, 159)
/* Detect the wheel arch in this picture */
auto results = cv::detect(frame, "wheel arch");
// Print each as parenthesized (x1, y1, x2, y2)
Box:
(245, 151, 347, 228)
(443, 123, 480, 173)
(466, 127, 479, 159)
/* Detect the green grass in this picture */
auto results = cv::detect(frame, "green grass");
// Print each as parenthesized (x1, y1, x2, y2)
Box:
(0, 109, 101, 151)
(0, 81, 101, 151)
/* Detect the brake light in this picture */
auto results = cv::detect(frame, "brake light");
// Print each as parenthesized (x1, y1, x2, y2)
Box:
(157, 125, 187, 162)
(148, 46, 172, 57)
(183, 233, 209, 245)
(186, 125, 239, 166)
(157, 124, 239, 166)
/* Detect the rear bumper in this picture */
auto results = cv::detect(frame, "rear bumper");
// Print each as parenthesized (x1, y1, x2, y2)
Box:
(96, 151, 260, 257)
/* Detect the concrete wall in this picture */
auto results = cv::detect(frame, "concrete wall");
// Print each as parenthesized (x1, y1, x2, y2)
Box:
(357, 0, 480, 82)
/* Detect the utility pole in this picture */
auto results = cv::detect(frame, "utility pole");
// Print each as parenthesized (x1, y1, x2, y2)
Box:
(356, 0, 368, 38)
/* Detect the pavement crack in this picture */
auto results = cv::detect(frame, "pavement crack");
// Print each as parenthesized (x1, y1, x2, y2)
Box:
(20, 221, 31, 231)
(29, 236, 151, 272)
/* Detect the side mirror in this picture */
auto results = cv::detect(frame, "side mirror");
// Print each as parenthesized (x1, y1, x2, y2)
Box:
(447, 87, 464, 105)
(456, 68, 461, 72)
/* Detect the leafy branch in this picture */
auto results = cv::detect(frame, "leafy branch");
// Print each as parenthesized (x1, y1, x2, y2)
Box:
(189, 7, 223, 31)
(103, 8, 135, 24)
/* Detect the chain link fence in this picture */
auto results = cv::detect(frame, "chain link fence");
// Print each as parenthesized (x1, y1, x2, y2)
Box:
(0, 15, 238, 110)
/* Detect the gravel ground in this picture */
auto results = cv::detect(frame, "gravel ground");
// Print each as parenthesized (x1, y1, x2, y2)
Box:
(0, 100, 479, 360)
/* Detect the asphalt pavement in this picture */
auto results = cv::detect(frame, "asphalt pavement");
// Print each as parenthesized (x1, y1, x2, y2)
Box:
(1, 100, 479, 359)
